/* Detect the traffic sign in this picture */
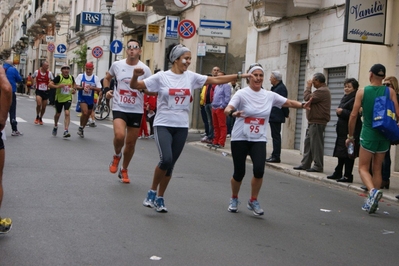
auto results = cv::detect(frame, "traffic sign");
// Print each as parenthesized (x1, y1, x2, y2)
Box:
(199, 19, 231, 29)
(47, 43, 55, 52)
(165, 16, 180, 39)
(46, 36, 55, 42)
(110, 40, 123, 54)
(92, 46, 103, 58)
(57, 44, 67, 54)
(178, 19, 196, 39)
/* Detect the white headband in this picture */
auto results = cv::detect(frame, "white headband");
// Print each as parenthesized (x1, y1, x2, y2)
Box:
(248, 66, 264, 74)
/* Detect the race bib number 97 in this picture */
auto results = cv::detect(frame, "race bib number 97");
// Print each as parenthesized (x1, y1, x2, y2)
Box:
(119, 89, 137, 107)
(243, 117, 266, 138)
(168, 88, 190, 109)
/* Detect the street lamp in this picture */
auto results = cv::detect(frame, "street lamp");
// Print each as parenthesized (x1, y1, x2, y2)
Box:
(106, 0, 115, 69)
(55, 22, 69, 36)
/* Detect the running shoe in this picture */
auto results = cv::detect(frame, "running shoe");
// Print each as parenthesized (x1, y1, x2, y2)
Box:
(109, 155, 121, 173)
(149, 134, 154, 139)
(368, 188, 383, 214)
(200, 136, 208, 142)
(77, 127, 84, 138)
(200, 132, 207, 137)
(63, 130, 71, 138)
(0, 217, 12, 234)
(89, 122, 97, 128)
(34, 118, 39, 124)
(154, 197, 168, 213)
(228, 198, 240, 213)
(143, 190, 156, 208)
(11, 130, 23, 136)
(247, 200, 264, 216)
(52, 127, 58, 136)
(118, 168, 130, 184)
(39, 118, 43, 125)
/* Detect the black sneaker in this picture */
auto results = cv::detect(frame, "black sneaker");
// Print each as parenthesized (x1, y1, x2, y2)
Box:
(0, 217, 12, 234)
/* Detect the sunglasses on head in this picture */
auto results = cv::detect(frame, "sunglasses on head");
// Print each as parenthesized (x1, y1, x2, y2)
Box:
(383, 83, 392, 87)
(127, 45, 140, 50)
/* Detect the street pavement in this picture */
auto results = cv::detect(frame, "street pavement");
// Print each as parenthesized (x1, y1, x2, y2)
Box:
(1, 94, 399, 266)
(191, 136, 399, 203)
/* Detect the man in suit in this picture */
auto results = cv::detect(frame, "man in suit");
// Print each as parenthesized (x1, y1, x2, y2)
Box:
(266, 71, 289, 163)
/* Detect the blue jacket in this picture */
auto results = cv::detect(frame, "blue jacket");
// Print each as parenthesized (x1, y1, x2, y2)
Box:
(3, 63, 22, 93)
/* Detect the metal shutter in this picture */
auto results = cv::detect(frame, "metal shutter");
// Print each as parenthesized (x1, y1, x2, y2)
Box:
(325, 67, 346, 156)
(294, 44, 307, 150)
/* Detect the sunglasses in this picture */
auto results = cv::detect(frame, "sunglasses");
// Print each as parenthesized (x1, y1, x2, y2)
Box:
(383, 83, 392, 87)
(127, 45, 140, 50)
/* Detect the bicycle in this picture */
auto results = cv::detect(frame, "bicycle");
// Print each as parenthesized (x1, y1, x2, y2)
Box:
(94, 93, 110, 120)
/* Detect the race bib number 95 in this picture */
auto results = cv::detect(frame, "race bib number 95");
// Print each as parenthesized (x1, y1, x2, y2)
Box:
(243, 117, 266, 138)
(168, 88, 190, 109)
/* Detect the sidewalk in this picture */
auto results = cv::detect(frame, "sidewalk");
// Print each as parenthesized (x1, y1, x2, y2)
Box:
(190, 133, 399, 203)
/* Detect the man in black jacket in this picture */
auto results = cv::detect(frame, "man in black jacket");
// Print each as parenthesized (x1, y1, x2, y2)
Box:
(266, 71, 289, 163)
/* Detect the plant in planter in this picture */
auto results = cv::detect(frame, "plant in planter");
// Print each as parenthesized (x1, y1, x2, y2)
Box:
(132, 1, 145, 11)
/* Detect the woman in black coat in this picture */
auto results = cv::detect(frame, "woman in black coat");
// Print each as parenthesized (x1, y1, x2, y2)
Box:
(327, 78, 362, 183)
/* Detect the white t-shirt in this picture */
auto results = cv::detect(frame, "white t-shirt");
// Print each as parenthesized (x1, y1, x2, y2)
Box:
(229, 87, 287, 142)
(109, 59, 151, 113)
(144, 70, 207, 128)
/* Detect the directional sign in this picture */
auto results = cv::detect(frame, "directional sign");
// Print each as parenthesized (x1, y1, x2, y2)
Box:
(57, 44, 67, 54)
(46, 36, 55, 42)
(198, 27, 231, 38)
(165, 16, 180, 39)
(178, 19, 196, 39)
(110, 40, 123, 54)
(47, 43, 55, 53)
(200, 19, 231, 29)
(91, 46, 103, 59)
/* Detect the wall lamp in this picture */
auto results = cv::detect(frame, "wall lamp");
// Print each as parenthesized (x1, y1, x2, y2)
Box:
(55, 22, 69, 36)
(105, 0, 114, 14)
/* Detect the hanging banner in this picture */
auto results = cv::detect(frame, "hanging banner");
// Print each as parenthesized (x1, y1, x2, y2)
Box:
(343, 0, 387, 45)
(13, 53, 20, 65)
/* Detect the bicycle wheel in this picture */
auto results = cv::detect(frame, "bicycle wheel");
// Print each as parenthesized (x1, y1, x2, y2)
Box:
(95, 104, 110, 120)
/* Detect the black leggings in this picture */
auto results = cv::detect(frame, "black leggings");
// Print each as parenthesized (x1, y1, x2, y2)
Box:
(231, 141, 266, 182)
(154, 126, 188, 176)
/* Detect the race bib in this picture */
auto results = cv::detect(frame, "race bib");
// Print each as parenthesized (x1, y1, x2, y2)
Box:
(38, 83, 47, 91)
(168, 88, 190, 110)
(61, 85, 71, 94)
(243, 117, 266, 138)
(82, 83, 92, 96)
(119, 89, 137, 107)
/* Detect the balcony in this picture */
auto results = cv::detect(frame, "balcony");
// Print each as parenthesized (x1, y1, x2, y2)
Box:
(26, 1, 58, 36)
(142, 0, 190, 16)
(261, 0, 321, 17)
(114, 0, 150, 28)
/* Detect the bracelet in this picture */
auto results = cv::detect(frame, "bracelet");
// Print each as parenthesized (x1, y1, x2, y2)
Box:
(347, 135, 354, 140)
(237, 72, 242, 80)
(229, 109, 236, 117)
(301, 102, 305, 108)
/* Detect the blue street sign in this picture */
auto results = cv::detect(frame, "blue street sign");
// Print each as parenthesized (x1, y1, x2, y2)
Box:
(57, 44, 67, 54)
(110, 40, 123, 54)
(200, 19, 231, 29)
(81, 11, 102, 26)
(165, 16, 180, 39)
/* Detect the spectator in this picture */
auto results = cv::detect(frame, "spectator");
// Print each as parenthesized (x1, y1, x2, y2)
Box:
(26, 72, 33, 95)
(203, 66, 220, 143)
(294, 73, 331, 172)
(209, 71, 231, 148)
(3, 61, 23, 136)
(327, 78, 362, 183)
(266, 70, 289, 163)
(347, 64, 398, 214)
(226, 78, 241, 137)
